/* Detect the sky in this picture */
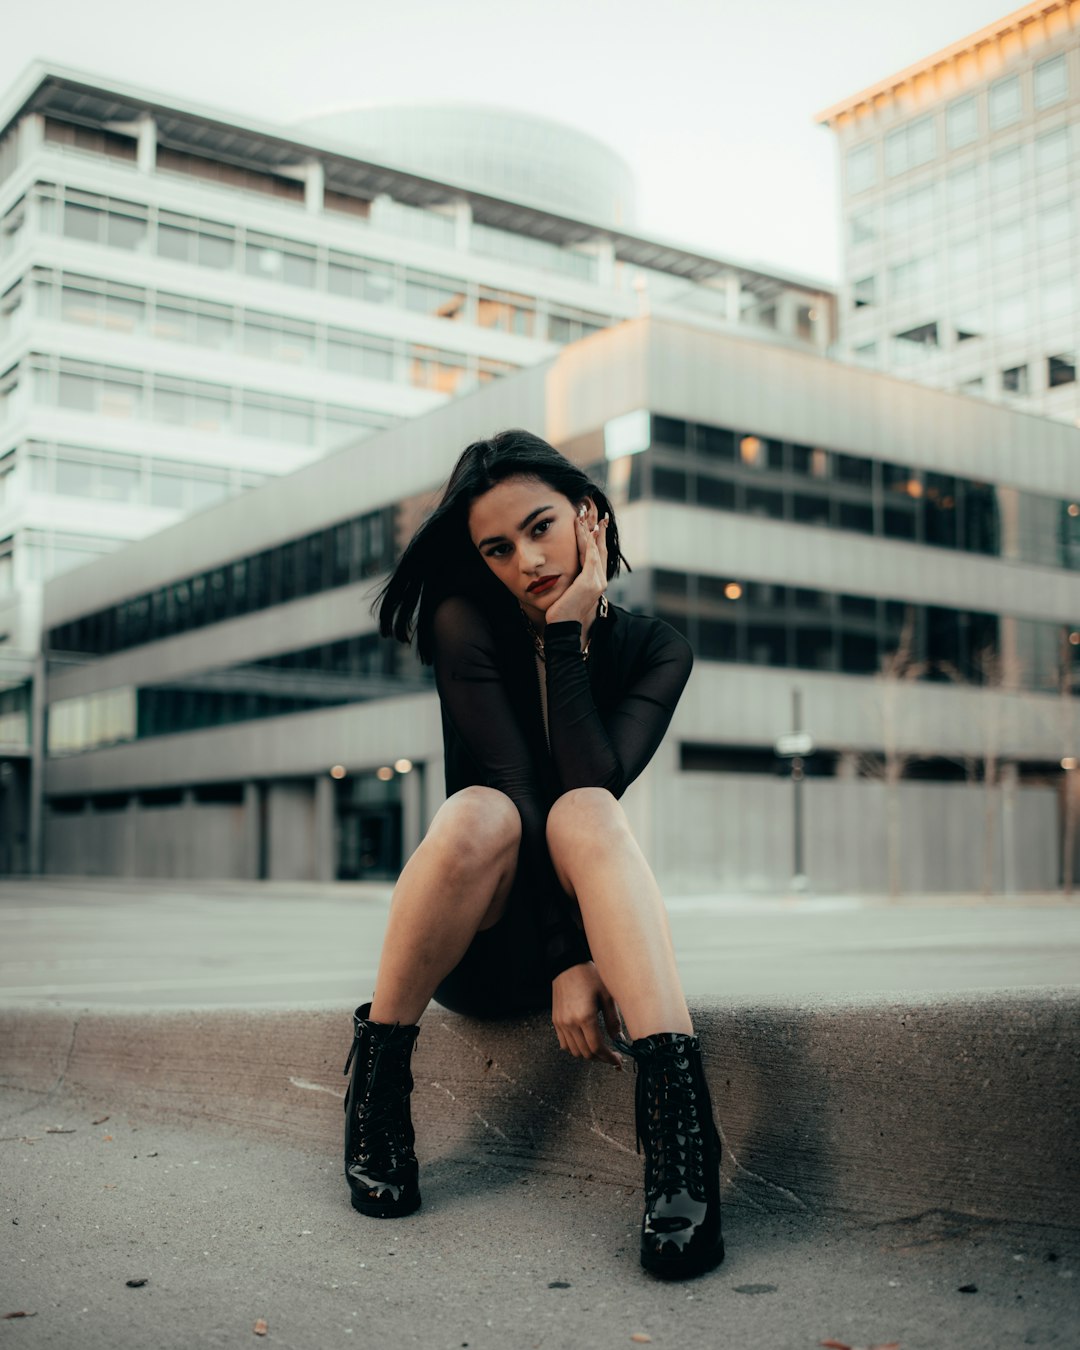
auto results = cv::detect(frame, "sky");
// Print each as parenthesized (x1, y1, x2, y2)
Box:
(3, 0, 1006, 283)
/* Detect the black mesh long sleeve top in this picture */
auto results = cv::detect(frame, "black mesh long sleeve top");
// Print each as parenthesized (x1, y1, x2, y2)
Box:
(431, 595, 693, 984)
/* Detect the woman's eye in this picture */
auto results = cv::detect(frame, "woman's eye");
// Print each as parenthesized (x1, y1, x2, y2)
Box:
(533, 519, 553, 536)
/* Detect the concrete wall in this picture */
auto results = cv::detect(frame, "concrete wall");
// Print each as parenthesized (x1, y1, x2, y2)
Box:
(44, 795, 250, 879)
(42, 760, 1063, 895)
(654, 774, 1059, 894)
(264, 781, 315, 881)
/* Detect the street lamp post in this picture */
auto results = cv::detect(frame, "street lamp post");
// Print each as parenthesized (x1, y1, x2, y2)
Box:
(775, 688, 814, 894)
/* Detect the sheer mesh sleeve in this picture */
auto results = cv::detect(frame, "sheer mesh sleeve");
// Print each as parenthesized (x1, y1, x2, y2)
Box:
(542, 619, 693, 797)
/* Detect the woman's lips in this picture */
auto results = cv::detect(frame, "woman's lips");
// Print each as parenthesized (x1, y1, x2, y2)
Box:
(527, 575, 559, 595)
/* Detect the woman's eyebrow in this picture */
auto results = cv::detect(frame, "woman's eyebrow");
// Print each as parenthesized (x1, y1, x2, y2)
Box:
(477, 505, 553, 549)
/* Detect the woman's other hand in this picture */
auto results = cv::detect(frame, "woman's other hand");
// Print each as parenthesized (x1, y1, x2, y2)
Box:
(551, 961, 623, 1066)
(545, 503, 609, 636)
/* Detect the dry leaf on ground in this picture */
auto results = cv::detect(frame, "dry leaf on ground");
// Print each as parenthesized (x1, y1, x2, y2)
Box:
(253, 1318, 269, 1336)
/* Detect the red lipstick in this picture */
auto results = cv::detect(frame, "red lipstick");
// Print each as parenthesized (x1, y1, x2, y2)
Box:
(527, 575, 559, 595)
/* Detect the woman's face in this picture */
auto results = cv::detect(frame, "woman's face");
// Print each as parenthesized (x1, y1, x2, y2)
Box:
(467, 474, 595, 624)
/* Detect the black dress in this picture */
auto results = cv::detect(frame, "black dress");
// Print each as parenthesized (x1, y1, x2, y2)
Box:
(429, 593, 694, 1019)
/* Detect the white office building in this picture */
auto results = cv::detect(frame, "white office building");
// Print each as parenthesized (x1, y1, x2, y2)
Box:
(817, 0, 1080, 422)
(0, 66, 835, 852)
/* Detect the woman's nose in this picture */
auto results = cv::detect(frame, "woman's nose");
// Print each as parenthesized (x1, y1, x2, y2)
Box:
(520, 539, 546, 571)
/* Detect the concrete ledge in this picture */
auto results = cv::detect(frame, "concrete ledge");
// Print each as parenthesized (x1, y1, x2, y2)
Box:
(2, 990, 1078, 1228)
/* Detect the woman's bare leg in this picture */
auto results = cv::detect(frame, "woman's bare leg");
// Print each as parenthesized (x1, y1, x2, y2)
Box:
(369, 787, 521, 1025)
(546, 788, 692, 1040)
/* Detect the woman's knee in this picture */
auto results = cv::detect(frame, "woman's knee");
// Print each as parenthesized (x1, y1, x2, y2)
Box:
(427, 786, 521, 875)
(546, 787, 627, 853)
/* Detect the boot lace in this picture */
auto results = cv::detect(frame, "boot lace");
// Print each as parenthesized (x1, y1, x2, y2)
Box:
(618, 1039, 708, 1202)
(343, 1030, 414, 1169)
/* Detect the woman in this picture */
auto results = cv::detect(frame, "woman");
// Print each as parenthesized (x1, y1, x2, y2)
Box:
(343, 429, 724, 1279)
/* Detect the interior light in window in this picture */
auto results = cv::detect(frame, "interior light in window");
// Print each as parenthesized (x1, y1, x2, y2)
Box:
(724, 582, 742, 600)
(330, 764, 347, 779)
(376, 766, 394, 781)
(739, 436, 761, 464)
(394, 758, 413, 774)
(1068, 504, 1080, 517)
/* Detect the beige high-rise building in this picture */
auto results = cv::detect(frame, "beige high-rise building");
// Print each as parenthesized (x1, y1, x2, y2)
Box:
(817, 1, 1080, 424)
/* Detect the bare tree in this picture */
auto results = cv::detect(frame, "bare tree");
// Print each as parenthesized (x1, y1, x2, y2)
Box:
(934, 641, 1004, 897)
(856, 606, 928, 900)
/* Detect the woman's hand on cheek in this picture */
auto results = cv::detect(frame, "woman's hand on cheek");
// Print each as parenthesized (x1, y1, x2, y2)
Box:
(545, 511, 609, 630)
(551, 961, 624, 1066)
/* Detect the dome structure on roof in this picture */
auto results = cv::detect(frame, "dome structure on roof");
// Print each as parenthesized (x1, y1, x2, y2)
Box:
(294, 102, 637, 229)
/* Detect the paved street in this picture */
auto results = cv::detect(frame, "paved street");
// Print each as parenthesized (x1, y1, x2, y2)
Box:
(0, 877, 1077, 1009)
(3, 1088, 1078, 1350)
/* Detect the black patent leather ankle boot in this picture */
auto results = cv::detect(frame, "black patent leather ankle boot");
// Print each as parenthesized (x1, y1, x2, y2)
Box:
(622, 1030, 724, 1278)
(343, 1002, 421, 1218)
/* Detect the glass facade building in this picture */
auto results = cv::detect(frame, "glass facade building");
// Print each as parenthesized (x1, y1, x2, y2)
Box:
(818, 2, 1080, 424)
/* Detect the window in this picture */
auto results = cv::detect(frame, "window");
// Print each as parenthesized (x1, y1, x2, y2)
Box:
(60, 191, 148, 251)
(989, 75, 1021, 129)
(954, 307, 983, 342)
(245, 234, 316, 288)
(548, 306, 607, 344)
(477, 287, 535, 337)
(850, 210, 875, 246)
(846, 143, 876, 193)
(1048, 354, 1077, 388)
(404, 271, 466, 320)
(157, 211, 234, 269)
(408, 346, 469, 394)
(327, 329, 395, 381)
(996, 293, 1027, 331)
(947, 164, 978, 208)
(885, 184, 935, 233)
(1034, 54, 1068, 109)
(895, 322, 938, 349)
(992, 219, 1024, 262)
(946, 95, 978, 148)
(1001, 364, 1029, 394)
(1038, 201, 1072, 246)
(990, 146, 1023, 193)
(852, 275, 876, 308)
(889, 255, 935, 299)
(949, 237, 980, 279)
(1035, 127, 1069, 174)
(327, 252, 397, 304)
(853, 341, 878, 365)
(1042, 272, 1075, 319)
(243, 314, 316, 364)
(884, 116, 936, 177)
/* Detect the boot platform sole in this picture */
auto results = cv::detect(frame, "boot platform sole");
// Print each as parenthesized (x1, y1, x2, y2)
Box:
(350, 1191, 421, 1219)
(641, 1236, 725, 1280)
